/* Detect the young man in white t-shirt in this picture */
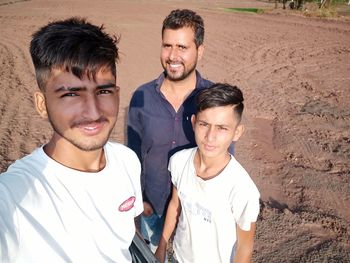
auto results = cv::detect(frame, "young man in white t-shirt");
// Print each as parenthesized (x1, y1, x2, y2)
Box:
(0, 17, 143, 262)
(155, 83, 260, 263)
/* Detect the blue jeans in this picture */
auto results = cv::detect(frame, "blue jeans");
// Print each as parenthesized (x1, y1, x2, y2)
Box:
(140, 213, 165, 252)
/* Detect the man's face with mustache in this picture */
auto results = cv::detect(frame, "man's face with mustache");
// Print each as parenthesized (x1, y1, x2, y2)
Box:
(160, 27, 203, 81)
(36, 67, 119, 153)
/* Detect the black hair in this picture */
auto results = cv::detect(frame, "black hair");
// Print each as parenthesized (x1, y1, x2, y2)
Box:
(30, 17, 119, 90)
(196, 83, 244, 122)
(162, 9, 204, 48)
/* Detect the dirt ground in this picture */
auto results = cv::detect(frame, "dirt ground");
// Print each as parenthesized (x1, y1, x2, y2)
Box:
(0, 0, 349, 262)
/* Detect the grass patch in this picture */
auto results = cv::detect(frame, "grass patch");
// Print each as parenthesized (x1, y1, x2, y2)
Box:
(223, 7, 264, 14)
(303, 2, 340, 18)
(304, 6, 338, 17)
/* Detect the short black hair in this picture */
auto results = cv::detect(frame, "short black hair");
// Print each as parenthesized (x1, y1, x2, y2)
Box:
(196, 83, 244, 122)
(30, 17, 120, 90)
(162, 9, 204, 48)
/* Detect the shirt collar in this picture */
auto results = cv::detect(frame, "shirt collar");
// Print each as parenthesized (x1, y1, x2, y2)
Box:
(155, 70, 203, 94)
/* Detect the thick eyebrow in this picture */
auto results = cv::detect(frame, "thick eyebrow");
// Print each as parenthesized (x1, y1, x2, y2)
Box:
(54, 83, 117, 93)
(216, 124, 229, 129)
(197, 119, 208, 124)
(96, 83, 117, 90)
(55, 86, 85, 93)
(197, 119, 229, 128)
(162, 41, 189, 48)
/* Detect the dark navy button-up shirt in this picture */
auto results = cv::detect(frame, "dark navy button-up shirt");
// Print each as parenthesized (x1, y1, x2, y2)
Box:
(127, 71, 213, 215)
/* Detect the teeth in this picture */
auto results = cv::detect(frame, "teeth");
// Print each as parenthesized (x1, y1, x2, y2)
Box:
(84, 126, 97, 130)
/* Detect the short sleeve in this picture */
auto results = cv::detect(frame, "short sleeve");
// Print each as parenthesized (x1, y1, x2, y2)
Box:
(231, 186, 260, 231)
(0, 180, 19, 262)
(168, 149, 195, 190)
(128, 151, 143, 217)
(168, 154, 178, 187)
(116, 144, 143, 217)
(234, 194, 260, 231)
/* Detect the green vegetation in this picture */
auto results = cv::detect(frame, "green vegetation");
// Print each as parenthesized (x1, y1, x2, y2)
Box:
(223, 8, 264, 14)
(302, 0, 349, 18)
(303, 0, 347, 4)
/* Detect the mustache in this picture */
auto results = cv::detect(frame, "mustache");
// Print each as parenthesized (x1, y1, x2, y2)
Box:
(71, 116, 109, 128)
(166, 59, 183, 64)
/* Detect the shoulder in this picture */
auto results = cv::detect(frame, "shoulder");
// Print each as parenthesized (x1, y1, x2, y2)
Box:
(132, 75, 162, 95)
(228, 157, 260, 196)
(169, 148, 196, 172)
(1, 147, 45, 176)
(171, 148, 195, 161)
(129, 78, 159, 107)
(135, 79, 157, 91)
(0, 148, 45, 200)
(196, 71, 214, 88)
(105, 142, 141, 178)
(202, 78, 213, 87)
(105, 142, 138, 159)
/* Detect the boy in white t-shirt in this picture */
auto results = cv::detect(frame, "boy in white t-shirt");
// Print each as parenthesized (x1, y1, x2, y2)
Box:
(0, 18, 143, 262)
(155, 83, 260, 263)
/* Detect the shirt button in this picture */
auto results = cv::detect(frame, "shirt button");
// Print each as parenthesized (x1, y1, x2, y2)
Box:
(172, 141, 176, 144)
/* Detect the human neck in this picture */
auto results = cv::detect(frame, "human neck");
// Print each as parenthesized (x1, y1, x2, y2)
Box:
(44, 140, 106, 173)
(163, 70, 197, 93)
(161, 72, 197, 112)
(194, 149, 230, 180)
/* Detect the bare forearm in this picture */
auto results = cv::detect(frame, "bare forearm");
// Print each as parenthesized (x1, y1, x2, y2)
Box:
(155, 187, 181, 262)
(233, 223, 256, 263)
(158, 199, 180, 248)
(233, 245, 253, 263)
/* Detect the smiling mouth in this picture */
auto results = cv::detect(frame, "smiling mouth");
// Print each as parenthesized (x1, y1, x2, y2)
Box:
(169, 63, 182, 68)
(83, 124, 102, 130)
(77, 122, 106, 136)
(167, 60, 183, 69)
(72, 118, 108, 135)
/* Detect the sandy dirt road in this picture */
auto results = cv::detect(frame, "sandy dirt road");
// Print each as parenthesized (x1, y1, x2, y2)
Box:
(0, 0, 349, 262)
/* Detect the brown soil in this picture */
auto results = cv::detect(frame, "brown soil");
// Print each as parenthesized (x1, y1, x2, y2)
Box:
(0, 0, 349, 262)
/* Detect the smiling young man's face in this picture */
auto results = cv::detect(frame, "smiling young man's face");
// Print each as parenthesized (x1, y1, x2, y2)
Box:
(35, 67, 119, 154)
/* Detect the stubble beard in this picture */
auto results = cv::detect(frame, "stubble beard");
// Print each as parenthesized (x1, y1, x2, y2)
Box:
(164, 61, 197, 82)
(48, 114, 114, 152)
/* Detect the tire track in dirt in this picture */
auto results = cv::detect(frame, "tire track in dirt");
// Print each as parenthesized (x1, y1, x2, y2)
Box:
(254, 202, 350, 262)
(236, 17, 350, 214)
(0, 41, 29, 170)
(202, 10, 350, 262)
(0, 2, 349, 261)
(0, 36, 48, 172)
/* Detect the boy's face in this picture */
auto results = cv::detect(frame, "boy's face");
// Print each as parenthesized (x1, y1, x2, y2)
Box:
(192, 105, 243, 159)
(34, 67, 119, 152)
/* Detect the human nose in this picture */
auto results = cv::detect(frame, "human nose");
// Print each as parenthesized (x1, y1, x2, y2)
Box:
(205, 126, 216, 142)
(169, 47, 179, 61)
(83, 94, 101, 120)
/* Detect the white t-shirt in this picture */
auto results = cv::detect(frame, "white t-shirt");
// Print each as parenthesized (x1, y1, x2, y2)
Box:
(169, 148, 260, 263)
(0, 142, 143, 263)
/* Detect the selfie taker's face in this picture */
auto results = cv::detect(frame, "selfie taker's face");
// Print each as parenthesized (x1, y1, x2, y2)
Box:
(192, 105, 243, 158)
(36, 68, 119, 152)
(160, 27, 203, 81)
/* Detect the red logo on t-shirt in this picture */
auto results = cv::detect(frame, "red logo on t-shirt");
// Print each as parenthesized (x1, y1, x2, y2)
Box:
(119, 196, 136, 212)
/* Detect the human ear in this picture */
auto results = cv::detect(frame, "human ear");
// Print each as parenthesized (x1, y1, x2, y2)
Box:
(191, 114, 196, 129)
(233, 124, 244, 142)
(34, 92, 48, 118)
(197, 44, 204, 61)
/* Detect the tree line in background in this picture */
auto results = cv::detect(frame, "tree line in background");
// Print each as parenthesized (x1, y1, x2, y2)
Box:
(272, 0, 348, 10)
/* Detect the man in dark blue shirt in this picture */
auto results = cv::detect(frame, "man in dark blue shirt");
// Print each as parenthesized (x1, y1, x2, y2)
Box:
(127, 9, 213, 252)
